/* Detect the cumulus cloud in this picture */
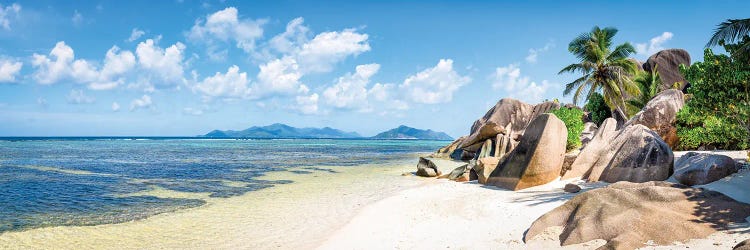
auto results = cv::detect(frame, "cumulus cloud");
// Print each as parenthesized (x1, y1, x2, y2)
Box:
(194, 65, 251, 99)
(31, 42, 135, 90)
(135, 39, 186, 88)
(130, 94, 152, 111)
(294, 93, 319, 115)
(525, 42, 555, 63)
(268, 17, 309, 54)
(127, 28, 145, 42)
(67, 89, 95, 104)
(322, 63, 379, 110)
(0, 3, 21, 30)
(490, 63, 553, 103)
(0, 59, 22, 82)
(636, 32, 673, 56)
(254, 56, 302, 97)
(249, 17, 370, 100)
(399, 59, 471, 104)
(111, 102, 120, 112)
(296, 29, 370, 73)
(188, 7, 266, 55)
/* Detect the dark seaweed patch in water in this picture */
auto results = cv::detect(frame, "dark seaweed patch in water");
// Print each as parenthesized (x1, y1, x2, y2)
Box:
(0, 166, 205, 233)
(0, 139, 445, 233)
(302, 167, 340, 173)
(289, 170, 313, 174)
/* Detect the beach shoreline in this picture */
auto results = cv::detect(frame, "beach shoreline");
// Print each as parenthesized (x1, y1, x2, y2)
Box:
(2, 151, 748, 249)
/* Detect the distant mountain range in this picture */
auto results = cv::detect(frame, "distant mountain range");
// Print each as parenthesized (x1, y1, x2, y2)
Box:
(203, 124, 452, 140)
(203, 123, 360, 139)
(370, 125, 453, 140)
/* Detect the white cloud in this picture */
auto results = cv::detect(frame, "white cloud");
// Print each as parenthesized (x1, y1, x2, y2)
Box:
(127, 28, 146, 42)
(399, 59, 470, 104)
(296, 29, 370, 73)
(0, 3, 21, 30)
(268, 17, 309, 54)
(111, 102, 120, 112)
(130, 94, 152, 111)
(72, 10, 83, 26)
(525, 42, 555, 63)
(490, 63, 553, 103)
(254, 56, 302, 97)
(368, 83, 393, 102)
(135, 39, 186, 87)
(293, 93, 319, 115)
(194, 65, 251, 99)
(31, 42, 135, 90)
(67, 89, 95, 104)
(322, 63, 379, 110)
(636, 32, 673, 56)
(0, 59, 22, 82)
(32, 41, 75, 84)
(188, 7, 266, 53)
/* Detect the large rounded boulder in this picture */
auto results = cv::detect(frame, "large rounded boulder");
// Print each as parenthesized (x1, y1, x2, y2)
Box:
(625, 89, 685, 148)
(563, 118, 674, 183)
(561, 118, 618, 180)
(486, 113, 567, 190)
(525, 181, 750, 249)
(642, 49, 691, 91)
(461, 99, 559, 150)
(673, 152, 739, 186)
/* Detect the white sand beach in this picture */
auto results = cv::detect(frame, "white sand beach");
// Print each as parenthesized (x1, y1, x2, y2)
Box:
(1, 152, 748, 249)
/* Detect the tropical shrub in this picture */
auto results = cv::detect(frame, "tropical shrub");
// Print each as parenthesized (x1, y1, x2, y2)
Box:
(550, 107, 585, 151)
(676, 40, 750, 150)
(584, 92, 611, 126)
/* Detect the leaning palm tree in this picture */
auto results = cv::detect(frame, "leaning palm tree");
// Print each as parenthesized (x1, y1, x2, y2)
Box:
(559, 26, 640, 123)
(707, 18, 750, 57)
(626, 65, 662, 115)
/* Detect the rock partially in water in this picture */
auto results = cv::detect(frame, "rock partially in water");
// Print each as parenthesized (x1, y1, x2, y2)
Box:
(526, 181, 750, 250)
(673, 152, 739, 186)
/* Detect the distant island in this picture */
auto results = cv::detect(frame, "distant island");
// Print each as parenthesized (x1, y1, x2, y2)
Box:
(370, 125, 453, 140)
(203, 123, 360, 139)
(203, 124, 452, 140)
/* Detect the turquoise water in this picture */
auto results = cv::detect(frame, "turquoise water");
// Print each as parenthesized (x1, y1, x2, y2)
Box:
(0, 138, 444, 234)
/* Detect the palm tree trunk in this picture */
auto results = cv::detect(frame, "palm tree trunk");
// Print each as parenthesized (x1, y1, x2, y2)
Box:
(612, 106, 628, 129)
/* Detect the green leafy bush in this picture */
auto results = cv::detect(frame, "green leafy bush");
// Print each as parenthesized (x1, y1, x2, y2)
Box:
(550, 107, 585, 151)
(583, 92, 611, 126)
(676, 42, 750, 150)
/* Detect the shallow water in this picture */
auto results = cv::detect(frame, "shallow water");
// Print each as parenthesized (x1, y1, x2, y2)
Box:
(0, 138, 444, 234)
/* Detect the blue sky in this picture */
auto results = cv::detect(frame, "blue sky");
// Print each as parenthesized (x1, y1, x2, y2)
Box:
(0, 0, 747, 137)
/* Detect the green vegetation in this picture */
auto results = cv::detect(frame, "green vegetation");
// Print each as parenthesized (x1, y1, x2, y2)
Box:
(676, 38, 750, 150)
(549, 107, 584, 151)
(584, 92, 611, 126)
(626, 66, 662, 116)
(707, 18, 750, 58)
(559, 26, 640, 122)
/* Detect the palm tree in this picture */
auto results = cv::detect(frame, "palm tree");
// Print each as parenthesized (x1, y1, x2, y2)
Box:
(626, 65, 662, 115)
(707, 18, 750, 57)
(559, 26, 640, 123)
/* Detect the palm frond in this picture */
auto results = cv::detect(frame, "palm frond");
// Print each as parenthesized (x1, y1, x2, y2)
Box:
(707, 18, 750, 47)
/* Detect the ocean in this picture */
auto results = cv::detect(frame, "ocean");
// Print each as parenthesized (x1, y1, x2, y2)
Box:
(0, 138, 445, 234)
